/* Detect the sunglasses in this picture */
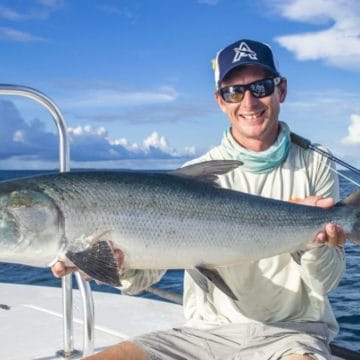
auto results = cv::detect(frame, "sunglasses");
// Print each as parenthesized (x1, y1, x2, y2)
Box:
(219, 77, 282, 103)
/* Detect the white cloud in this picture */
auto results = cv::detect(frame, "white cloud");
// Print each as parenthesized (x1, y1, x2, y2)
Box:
(68, 126, 196, 160)
(68, 125, 107, 137)
(273, 0, 360, 70)
(0, 3, 58, 22)
(0, 2, 63, 43)
(68, 125, 196, 161)
(0, 100, 197, 169)
(341, 114, 360, 145)
(284, 89, 360, 122)
(0, 5, 27, 21)
(0, 27, 46, 42)
(13, 130, 25, 142)
(143, 132, 173, 153)
(60, 87, 178, 109)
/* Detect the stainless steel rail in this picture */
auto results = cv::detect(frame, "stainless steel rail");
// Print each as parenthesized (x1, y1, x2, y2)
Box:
(0, 84, 95, 358)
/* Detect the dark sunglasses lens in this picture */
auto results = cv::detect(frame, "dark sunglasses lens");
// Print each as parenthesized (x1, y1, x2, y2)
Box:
(249, 79, 275, 98)
(221, 86, 244, 103)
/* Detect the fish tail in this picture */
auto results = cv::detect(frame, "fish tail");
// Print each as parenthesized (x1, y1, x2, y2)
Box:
(338, 188, 360, 244)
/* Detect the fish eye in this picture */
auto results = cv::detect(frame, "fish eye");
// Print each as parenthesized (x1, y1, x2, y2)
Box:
(9, 191, 33, 207)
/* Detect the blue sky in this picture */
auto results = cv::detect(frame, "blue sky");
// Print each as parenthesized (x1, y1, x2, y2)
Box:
(0, 0, 359, 169)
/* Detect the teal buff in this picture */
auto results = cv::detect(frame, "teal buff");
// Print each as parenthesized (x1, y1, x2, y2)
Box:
(222, 122, 290, 174)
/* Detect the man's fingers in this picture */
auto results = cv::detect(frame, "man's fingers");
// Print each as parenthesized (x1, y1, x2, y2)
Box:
(325, 223, 346, 248)
(303, 196, 346, 249)
(300, 196, 335, 209)
(315, 231, 327, 245)
(315, 223, 346, 248)
(325, 223, 338, 248)
(51, 261, 77, 278)
(314, 197, 335, 209)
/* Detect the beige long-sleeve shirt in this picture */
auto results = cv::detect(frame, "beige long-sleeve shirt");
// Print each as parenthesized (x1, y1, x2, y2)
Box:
(121, 124, 345, 340)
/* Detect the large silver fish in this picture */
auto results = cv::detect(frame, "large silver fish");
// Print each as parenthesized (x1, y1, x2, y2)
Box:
(0, 161, 359, 298)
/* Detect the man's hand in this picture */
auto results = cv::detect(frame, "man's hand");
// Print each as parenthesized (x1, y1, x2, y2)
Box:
(302, 195, 346, 248)
(51, 246, 124, 280)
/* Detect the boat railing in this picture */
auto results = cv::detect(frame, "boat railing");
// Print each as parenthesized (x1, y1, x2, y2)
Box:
(0, 84, 94, 358)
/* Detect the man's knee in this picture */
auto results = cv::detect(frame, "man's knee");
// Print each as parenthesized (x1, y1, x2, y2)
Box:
(84, 340, 149, 360)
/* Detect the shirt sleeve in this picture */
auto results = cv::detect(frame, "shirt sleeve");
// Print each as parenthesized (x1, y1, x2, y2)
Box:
(119, 269, 166, 295)
(297, 246, 345, 295)
(297, 149, 345, 295)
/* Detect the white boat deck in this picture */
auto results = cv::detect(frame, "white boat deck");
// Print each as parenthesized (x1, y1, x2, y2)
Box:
(0, 282, 349, 360)
(0, 283, 184, 359)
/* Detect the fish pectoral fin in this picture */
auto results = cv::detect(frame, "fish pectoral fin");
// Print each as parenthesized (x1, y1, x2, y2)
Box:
(187, 268, 210, 293)
(187, 266, 238, 301)
(65, 240, 121, 287)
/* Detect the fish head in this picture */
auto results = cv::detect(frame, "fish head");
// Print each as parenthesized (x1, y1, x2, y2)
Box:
(0, 189, 63, 266)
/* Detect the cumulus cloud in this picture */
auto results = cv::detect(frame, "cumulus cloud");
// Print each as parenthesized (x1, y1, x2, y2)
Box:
(273, 0, 360, 70)
(68, 125, 195, 162)
(0, 100, 58, 160)
(0, 100, 196, 168)
(341, 114, 360, 145)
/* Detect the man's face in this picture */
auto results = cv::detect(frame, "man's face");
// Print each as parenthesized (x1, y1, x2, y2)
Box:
(215, 65, 287, 152)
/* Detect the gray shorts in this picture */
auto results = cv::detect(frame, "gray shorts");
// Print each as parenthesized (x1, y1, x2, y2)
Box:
(133, 322, 331, 360)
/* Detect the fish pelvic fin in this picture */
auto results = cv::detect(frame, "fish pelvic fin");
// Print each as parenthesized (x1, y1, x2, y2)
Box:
(187, 266, 238, 301)
(170, 160, 242, 184)
(66, 240, 121, 286)
(337, 188, 360, 244)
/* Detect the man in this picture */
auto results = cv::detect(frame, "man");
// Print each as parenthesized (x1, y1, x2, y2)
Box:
(53, 39, 346, 359)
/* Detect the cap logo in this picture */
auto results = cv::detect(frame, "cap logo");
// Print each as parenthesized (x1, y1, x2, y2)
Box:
(233, 42, 257, 63)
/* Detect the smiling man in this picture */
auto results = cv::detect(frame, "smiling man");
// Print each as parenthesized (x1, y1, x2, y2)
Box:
(54, 39, 346, 360)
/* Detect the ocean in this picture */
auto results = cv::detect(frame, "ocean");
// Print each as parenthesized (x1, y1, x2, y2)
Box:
(0, 169, 359, 352)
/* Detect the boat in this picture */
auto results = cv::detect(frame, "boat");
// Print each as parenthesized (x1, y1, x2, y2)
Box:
(0, 85, 358, 360)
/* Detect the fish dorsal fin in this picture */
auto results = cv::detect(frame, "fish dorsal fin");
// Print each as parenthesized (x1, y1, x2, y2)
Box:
(337, 188, 360, 207)
(170, 160, 242, 183)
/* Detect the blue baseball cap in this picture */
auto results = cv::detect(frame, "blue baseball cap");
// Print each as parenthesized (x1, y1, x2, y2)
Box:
(213, 39, 280, 89)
